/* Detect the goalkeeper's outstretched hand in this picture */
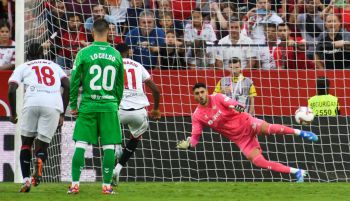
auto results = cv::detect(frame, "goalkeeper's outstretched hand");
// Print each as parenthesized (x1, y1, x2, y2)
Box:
(176, 137, 191, 149)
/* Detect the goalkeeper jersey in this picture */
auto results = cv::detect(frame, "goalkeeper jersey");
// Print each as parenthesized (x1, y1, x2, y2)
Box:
(70, 41, 124, 113)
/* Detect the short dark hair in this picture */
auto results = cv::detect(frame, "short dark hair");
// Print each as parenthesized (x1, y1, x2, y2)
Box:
(193, 82, 207, 91)
(115, 43, 129, 54)
(265, 23, 278, 30)
(0, 20, 10, 30)
(93, 19, 109, 35)
(67, 13, 82, 22)
(228, 57, 241, 64)
(317, 77, 330, 90)
(27, 43, 43, 60)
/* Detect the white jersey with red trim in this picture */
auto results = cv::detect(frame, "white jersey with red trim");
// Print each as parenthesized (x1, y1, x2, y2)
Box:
(0, 40, 15, 66)
(8, 59, 66, 112)
(120, 58, 151, 109)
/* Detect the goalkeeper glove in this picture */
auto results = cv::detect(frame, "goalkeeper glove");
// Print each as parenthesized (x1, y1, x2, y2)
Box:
(176, 137, 191, 149)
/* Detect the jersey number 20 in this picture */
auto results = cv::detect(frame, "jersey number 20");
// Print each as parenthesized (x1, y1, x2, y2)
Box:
(89, 65, 116, 91)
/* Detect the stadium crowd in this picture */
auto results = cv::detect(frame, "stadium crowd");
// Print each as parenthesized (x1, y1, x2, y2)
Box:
(1, 0, 350, 70)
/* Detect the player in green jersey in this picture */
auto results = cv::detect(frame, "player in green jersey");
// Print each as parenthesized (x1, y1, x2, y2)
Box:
(68, 19, 124, 195)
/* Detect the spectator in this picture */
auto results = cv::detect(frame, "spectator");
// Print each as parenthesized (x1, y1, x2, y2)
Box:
(57, 13, 89, 69)
(216, 16, 257, 69)
(256, 23, 283, 69)
(123, 0, 144, 35)
(214, 57, 257, 115)
(106, 0, 130, 25)
(159, 29, 186, 69)
(158, 11, 183, 37)
(297, 0, 325, 59)
(210, 2, 236, 39)
(0, 21, 14, 70)
(64, 0, 101, 21)
(186, 39, 215, 69)
(108, 23, 123, 45)
(278, 23, 315, 69)
(315, 14, 350, 69)
(321, 0, 350, 32)
(184, 8, 217, 45)
(155, 0, 183, 36)
(244, 0, 283, 44)
(125, 10, 165, 70)
(85, 4, 120, 33)
(172, 0, 196, 21)
(46, 0, 67, 36)
(308, 77, 340, 116)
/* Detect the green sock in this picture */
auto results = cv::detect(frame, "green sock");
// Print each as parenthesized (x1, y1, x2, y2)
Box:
(102, 149, 115, 184)
(72, 147, 85, 182)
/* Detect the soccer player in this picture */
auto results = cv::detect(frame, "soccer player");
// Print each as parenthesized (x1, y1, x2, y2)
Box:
(111, 43, 160, 187)
(68, 19, 124, 195)
(177, 83, 318, 182)
(8, 43, 70, 192)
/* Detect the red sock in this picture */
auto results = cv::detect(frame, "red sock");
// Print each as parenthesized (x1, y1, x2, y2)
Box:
(267, 124, 295, 135)
(252, 154, 291, 174)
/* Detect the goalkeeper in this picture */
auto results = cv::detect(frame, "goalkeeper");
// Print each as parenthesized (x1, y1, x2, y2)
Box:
(177, 83, 318, 182)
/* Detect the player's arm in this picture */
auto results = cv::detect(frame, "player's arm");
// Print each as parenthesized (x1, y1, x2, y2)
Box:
(218, 93, 245, 112)
(145, 79, 161, 120)
(177, 115, 203, 149)
(69, 51, 83, 114)
(116, 56, 124, 106)
(59, 77, 70, 127)
(8, 82, 18, 124)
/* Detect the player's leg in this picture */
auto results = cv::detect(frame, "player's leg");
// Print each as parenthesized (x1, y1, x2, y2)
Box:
(19, 136, 35, 192)
(19, 107, 39, 192)
(99, 112, 122, 194)
(31, 107, 60, 187)
(255, 118, 318, 142)
(112, 109, 148, 187)
(237, 131, 307, 182)
(68, 112, 98, 194)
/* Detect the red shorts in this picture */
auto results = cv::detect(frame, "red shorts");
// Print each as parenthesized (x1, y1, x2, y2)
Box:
(235, 117, 265, 157)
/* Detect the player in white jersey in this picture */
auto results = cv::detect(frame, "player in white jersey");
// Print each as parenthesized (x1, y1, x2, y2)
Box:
(112, 43, 160, 186)
(8, 43, 70, 193)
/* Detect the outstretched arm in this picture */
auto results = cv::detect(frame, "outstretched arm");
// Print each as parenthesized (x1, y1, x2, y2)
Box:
(145, 79, 161, 120)
(8, 82, 18, 124)
(177, 115, 203, 149)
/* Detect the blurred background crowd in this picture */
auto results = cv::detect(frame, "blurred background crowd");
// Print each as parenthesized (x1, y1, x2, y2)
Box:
(0, 0, 350, 71)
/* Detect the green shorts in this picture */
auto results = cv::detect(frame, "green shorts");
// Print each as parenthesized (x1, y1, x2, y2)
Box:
(73, 112, 122, 145)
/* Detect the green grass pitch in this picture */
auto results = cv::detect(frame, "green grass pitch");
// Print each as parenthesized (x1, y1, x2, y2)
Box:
(1, 182, 349, 201)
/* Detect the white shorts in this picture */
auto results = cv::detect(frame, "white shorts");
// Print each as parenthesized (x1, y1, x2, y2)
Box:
(119, 108, 148, 138)
(21, 106, 60, 143)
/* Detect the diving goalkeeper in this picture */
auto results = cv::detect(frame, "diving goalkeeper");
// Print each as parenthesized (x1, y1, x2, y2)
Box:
(177, 83, 318, 182)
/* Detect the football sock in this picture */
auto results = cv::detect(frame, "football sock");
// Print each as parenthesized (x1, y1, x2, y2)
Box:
(118, 138, 139, 167)
(267, 124, 295, 135)
(252, 154, 291, 173)
(71, 147, 85, 182)
(20, 145, 31, 178)
(115, 163, 123, 175)
(102, 149, 115, 184)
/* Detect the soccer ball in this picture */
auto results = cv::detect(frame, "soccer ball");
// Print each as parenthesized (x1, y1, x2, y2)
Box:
(295, 107, 314, 125)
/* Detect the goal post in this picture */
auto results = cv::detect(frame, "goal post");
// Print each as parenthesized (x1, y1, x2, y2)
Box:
(14, 0, 25, 184)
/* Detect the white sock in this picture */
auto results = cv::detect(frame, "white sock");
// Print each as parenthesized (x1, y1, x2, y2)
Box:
(115, 163, 123, 175)
(294, 129, 301, 135)
(71, 181, 79, 187)
(290, 167, 299, 174)
(23, 177, 31, 183)
(103, 183, 111, 188)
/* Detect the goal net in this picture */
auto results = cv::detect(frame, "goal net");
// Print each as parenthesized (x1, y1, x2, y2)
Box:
(6, 0, 350, 183)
